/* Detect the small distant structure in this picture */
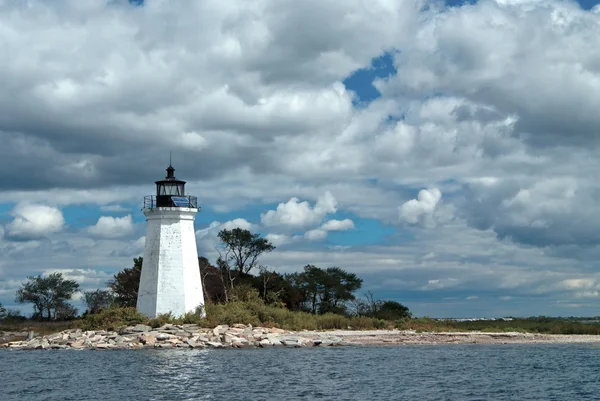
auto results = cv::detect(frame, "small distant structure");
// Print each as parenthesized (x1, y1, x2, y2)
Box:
(136, 163, 206, 318)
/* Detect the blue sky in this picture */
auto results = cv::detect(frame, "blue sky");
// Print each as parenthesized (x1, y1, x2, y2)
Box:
(2, 0, 600, 318)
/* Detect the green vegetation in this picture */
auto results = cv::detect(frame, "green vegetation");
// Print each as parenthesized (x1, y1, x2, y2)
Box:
(4, 228, 600, 336)
(15, 273, 80, 320)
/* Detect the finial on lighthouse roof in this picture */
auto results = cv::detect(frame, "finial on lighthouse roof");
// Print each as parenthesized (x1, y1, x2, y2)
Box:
(166, 151, 175, 179)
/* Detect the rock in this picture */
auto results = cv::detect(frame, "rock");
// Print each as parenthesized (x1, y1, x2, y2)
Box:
(155, 332, 176, 341)
(213, 325, 229, 336)
(140, 334, 156, 345)
(121, 324, 152, 334)
(47, 333, 62, 342)
(232, 341, 253, 348)
(187, 340, 206, 349)
(223, 334, 242, 344)
(94, 343, 114, 350)
(26, 331, 35, 340)
(206, 341, 224, 348)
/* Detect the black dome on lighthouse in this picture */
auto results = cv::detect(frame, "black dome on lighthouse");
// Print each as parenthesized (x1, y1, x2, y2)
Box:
(143, 163, 198, 209)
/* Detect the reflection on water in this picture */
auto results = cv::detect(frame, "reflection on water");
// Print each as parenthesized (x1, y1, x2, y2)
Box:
(3, 345, 600, 401)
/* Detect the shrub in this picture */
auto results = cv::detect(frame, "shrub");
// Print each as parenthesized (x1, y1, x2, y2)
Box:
(78, 307, 147, 331)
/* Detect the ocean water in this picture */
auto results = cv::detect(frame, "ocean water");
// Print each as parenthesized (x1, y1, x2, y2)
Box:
(2, 344, 600, 400)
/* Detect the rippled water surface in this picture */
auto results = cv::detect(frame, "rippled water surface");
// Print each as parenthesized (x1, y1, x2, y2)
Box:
(3, 344, 600, 400)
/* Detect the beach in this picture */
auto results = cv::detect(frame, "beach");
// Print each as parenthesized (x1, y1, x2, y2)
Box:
(4, 324, 600, 350)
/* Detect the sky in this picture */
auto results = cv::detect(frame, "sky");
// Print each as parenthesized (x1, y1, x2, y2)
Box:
(2, 0, 600, 318)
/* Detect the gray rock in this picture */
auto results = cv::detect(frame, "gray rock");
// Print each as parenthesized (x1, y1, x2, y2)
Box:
(155, 332, 176, 340)
(121, 324, 152, 334)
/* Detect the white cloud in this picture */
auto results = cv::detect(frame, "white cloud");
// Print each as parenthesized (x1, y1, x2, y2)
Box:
(304, 229, 328, 242)
(99, 204, 130, 212)
(5, 0, 600, 317)
(265, 233, 293, 247)
(303, 218, 354, 242)
(421, 278, 459, 291)
(261, 191, 337, 228)
(6, 204, 65, 240)
(220, 218, 254, 231)
(399, 188, 442, 227)
(88, 215, 134, 238)
(321, 219, 355, 231)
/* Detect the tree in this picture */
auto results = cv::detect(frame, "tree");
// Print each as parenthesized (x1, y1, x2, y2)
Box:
(296, 265, 363, 315)
(15, 272, 80, 321)
(109, 257, 142, 307)
(375, 301, 411, 321)
(318, 267, 362, 314)
(0, 303, 6, 320)
(83, 289, 114, 314)
(217, 228, 275, 276)
(198, 257, 227, 303)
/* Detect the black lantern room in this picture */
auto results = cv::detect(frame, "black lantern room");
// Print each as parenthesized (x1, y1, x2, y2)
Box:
(144, 164, 198, 209)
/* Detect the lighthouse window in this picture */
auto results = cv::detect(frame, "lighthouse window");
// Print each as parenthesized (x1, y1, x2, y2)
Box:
(157, 183, 185, 196)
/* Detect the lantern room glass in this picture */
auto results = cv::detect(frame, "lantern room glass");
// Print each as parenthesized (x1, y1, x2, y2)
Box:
(157, 182, 184, 196)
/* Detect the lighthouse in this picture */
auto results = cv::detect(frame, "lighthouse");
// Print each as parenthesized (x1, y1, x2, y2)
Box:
(137, 163, 206, 318)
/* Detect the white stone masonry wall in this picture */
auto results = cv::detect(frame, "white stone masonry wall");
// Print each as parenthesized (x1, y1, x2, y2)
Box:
(137, 207, 206, 318)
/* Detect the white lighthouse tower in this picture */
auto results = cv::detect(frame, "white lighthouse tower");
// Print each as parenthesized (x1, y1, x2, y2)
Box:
(137, 164, 206, 318)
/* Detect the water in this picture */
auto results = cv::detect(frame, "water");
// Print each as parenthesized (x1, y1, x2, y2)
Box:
(2, 344, 600, 400)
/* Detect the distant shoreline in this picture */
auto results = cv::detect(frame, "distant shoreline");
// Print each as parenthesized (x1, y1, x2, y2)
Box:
(4, 325, 600, 350)
(296, 330, 600, 345)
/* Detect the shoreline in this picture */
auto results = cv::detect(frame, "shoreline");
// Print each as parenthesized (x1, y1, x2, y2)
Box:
(3, 325, 600, 350)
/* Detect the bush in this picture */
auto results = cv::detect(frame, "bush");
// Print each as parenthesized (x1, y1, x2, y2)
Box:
(78, 307, 147, 331)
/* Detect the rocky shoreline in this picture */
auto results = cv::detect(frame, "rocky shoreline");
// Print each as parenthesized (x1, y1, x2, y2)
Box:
(3, 325, 600, 350)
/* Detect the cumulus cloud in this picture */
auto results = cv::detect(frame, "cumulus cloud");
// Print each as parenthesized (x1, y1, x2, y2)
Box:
(261, 192, 337, 228)
(304, 218, 355, 242)
(88, 215, 134, 238)
(5, 0, 600, 317)
(111, 236, 146, 257)
(321, 219, 355, 231)
(220, 218, 254, 231)
(399, 188, 442, 227)
(265, 233, 293, 247)
(6, 204, 65, 240)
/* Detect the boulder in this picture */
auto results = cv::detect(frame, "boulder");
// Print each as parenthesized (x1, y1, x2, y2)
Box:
(213, 325, 229, 336)
(139, 334, 156, 345)
(121, 324, 152, 334)
(232, 341, 253, 348)
(155, 332, 176, 341)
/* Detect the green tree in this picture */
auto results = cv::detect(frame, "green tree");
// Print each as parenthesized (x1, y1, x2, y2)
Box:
(109, 257, 142, 307)
(296, 265, 363, 315)
(83, 289, 115, 314)
(318, 267, 362, 314)
(374, 300, 411, 320)
(217, 228, 275, 276)
(15, 272, 80, 320)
